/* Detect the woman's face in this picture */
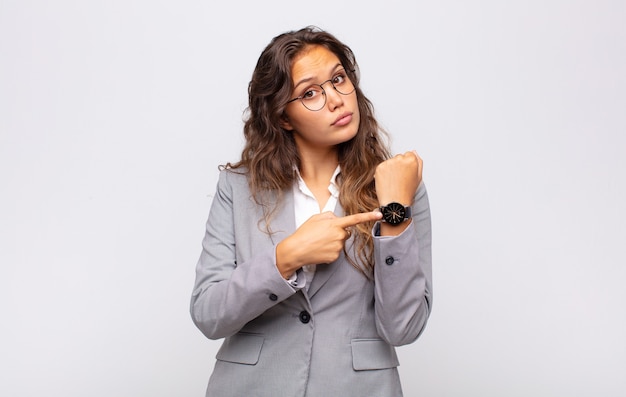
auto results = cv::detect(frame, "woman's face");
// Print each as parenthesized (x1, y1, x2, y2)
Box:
(281, 45, 360, 155)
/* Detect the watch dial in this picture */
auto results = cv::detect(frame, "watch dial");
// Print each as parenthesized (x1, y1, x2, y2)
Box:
(383, 202, 406, 225)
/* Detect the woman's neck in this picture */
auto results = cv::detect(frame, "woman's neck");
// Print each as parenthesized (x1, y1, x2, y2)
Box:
(298, 148, 339, 210)
(298, 148, 338, 184)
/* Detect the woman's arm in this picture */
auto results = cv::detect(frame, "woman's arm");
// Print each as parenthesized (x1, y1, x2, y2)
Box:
(189, 171, 299, 340)
(373, 182, 433, 346)
(371, 149, 432, 346)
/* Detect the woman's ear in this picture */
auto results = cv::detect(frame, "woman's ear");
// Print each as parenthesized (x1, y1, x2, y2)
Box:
(280, 114, 294, 131)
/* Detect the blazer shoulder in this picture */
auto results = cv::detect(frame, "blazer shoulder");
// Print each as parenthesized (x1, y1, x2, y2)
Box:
(217, 167, 250, 192)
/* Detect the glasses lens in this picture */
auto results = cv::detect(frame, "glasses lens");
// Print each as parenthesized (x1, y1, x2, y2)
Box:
(299, 73, 356, 111)
(301, 87, 326, 111)
(334, 74, 355, 95)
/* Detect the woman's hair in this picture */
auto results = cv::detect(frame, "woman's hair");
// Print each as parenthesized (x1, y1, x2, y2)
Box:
(224, 26, 390, 278)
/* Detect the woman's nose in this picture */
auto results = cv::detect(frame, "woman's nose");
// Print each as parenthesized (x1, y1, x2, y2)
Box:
(323, 83, 344, 110)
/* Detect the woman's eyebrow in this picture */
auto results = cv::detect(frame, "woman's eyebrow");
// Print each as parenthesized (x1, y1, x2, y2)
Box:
(293, 63, 343, 91)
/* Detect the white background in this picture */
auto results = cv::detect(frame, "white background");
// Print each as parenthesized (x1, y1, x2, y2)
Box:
(1, 1, 625, 396)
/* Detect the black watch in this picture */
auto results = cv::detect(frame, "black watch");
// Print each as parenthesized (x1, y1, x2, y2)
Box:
(379, 202, 412, 226)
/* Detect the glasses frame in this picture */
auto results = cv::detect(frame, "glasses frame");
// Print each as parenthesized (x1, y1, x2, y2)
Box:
(286, 69, 356, 111)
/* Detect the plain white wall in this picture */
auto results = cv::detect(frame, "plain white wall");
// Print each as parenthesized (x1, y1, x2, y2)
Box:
(1, 1, 625, 396)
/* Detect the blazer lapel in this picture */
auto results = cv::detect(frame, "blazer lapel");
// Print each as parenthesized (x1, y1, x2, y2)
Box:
(266, 189, 296, 246)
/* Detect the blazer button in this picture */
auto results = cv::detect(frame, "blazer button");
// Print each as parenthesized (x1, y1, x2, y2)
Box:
(269, 293, 278, 301)
(299, 311, 311, 324)
(385, 256, 395, 265)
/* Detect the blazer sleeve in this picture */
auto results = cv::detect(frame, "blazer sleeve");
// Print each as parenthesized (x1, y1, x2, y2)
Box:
(372, 181, 433, 346)
(190, 170, 299, 340)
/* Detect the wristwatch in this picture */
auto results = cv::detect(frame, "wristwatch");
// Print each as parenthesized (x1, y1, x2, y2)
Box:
(379, 202, 412, 226)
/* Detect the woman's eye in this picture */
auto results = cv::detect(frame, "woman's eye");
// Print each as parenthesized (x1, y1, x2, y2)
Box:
(333, 73, 347, 85)
(302, 88, 320, 99)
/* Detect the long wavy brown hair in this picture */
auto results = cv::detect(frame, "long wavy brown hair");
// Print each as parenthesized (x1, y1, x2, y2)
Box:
(224, 26, 390, 278)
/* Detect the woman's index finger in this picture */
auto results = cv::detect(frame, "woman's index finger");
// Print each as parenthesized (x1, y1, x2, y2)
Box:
(335, 211, 382, 228)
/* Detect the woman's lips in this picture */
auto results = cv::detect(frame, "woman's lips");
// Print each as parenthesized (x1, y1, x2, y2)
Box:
(332, 112, 353, 126)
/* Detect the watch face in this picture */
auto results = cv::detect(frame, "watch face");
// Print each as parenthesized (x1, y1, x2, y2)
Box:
(382, 202, 406, 225)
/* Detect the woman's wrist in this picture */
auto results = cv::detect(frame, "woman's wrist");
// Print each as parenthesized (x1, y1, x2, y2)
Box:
(378, 218, 412, 236)
(276, 239, 300, 279)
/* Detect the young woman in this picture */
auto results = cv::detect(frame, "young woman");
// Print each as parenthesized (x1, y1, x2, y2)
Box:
(191, 26, 432, 397)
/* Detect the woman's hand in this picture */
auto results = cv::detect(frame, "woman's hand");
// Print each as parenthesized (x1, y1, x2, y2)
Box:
(276, 211, 382, 279)
(375, 150, 423, 236)
(375, 150, 423, 207)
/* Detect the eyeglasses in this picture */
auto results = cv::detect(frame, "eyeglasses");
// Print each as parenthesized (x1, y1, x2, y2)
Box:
(286, 69, 356, 111)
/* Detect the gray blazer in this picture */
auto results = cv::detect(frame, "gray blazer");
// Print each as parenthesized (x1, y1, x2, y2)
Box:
(191, 169, 432, 397)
